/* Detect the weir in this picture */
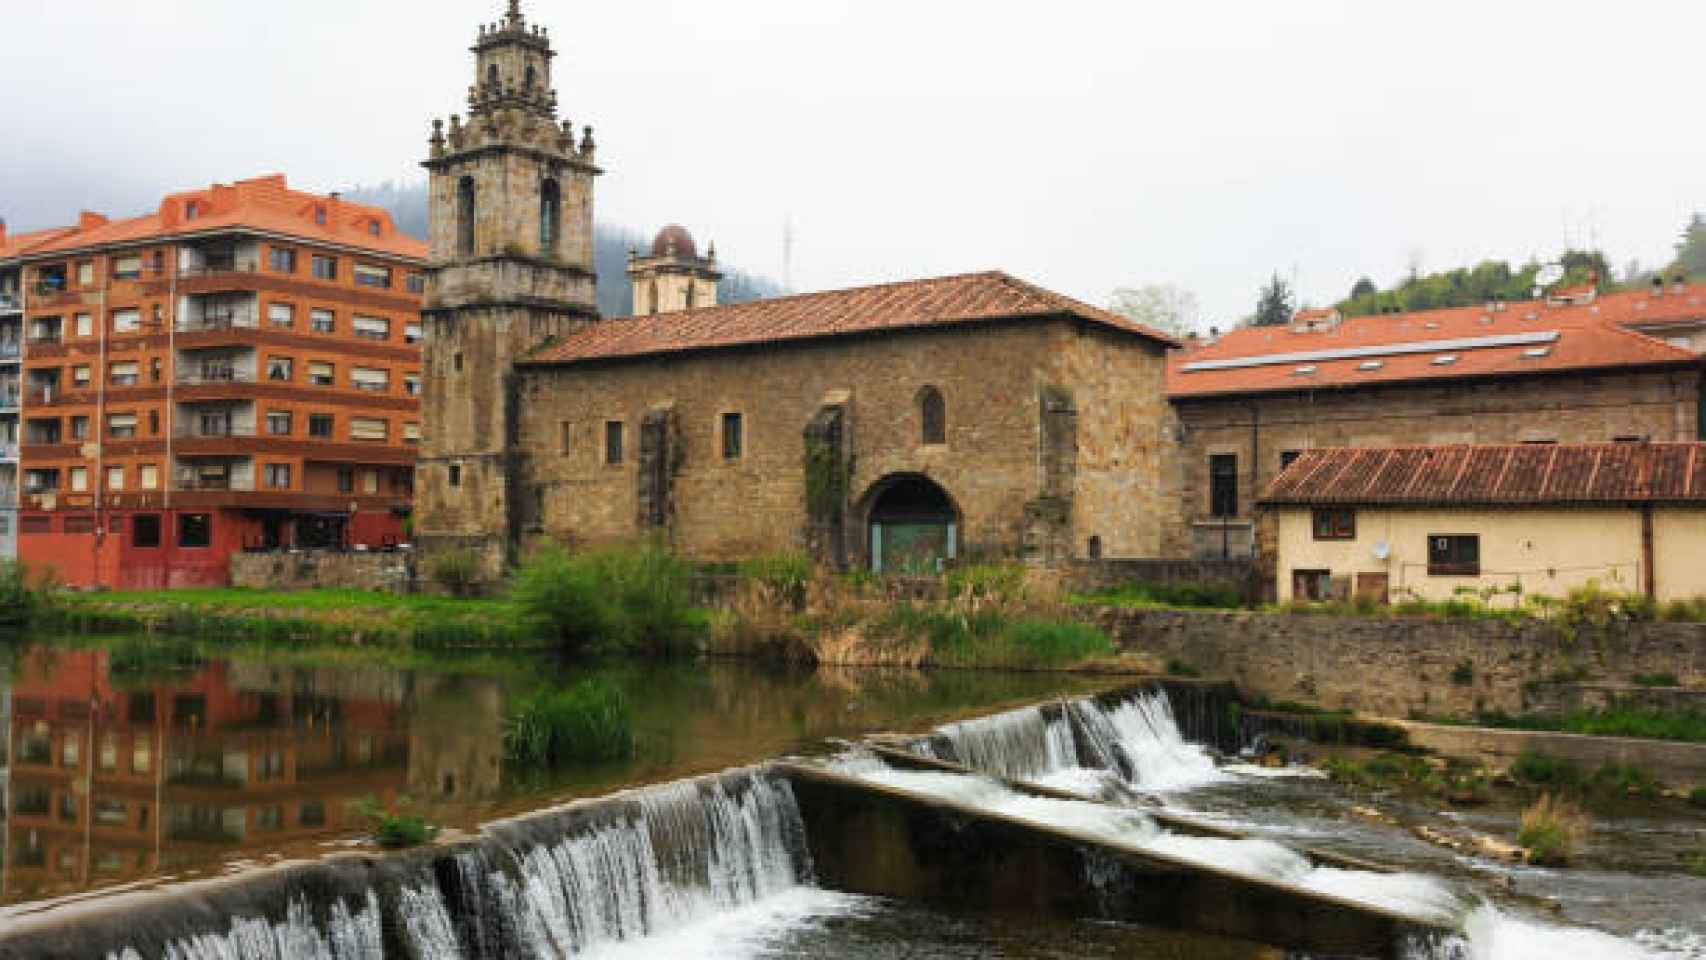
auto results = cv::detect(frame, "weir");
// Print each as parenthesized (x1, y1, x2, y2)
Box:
(0, 684, 1463, 960)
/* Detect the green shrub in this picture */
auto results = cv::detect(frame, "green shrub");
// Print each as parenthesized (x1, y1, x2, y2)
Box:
(512, 543, 702, 655)
(946, 564, 1028, 603)
(737, 553, 813, 600)
(356, 799, 438, 849)
(1590, 762, 1662, 798)
(1450, 660, 1475, 685)
(1002, 618, 1113, 665)
(1631, 672, 1681, 688)
(1165, 658, 1201, 678)
(427, 548, 484, 597)
(1079, 581, 1244, 610)
(1517, 794, 1588, 866)
(1510, 749, 1583, 788)
(505, 678, 635, 765)
(1690, 786, 1706, 809)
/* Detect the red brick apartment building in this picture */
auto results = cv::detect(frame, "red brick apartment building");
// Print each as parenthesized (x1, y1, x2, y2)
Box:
(11, 175, 425, 588)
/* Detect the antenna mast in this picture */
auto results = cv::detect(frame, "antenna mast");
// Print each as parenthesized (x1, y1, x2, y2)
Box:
(782, 216, 795, 293)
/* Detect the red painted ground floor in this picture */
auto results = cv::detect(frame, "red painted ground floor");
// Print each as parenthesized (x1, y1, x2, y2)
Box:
(18, 506, 408, 589)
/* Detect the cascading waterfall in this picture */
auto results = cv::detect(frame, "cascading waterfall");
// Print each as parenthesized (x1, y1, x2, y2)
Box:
(82, 771, 823, 960)
(923, 704, 1079, 780)
(1072, 693, 1227, 792)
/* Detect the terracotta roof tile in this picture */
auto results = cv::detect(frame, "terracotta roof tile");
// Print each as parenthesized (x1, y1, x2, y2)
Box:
(1169, 288, 1701, 399)
(0, 225, 81, 261)
(1262, 443, 1706, 505)
(16, 174, 426, 262)
(523, 271, 1179, 364)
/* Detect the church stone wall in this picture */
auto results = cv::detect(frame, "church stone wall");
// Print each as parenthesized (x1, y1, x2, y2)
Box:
(511, 319, 1171, 564)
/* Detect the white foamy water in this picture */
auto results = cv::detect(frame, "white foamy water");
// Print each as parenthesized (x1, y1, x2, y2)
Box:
(1077, 693, 1228, 792)
(931, 704, 1079, 780)
(105, 891, 385, 960)
(577, 887, 872, 960)
(1410, 906, 1706, 960)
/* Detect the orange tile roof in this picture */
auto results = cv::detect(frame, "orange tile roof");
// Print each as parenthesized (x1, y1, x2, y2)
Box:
(524, 270, 1180, 365)
(1169, 287, 1702, 399)
(1262, 443, 1706, 506)
(17, 174, 426, 262)
(0, 224, 80, 261)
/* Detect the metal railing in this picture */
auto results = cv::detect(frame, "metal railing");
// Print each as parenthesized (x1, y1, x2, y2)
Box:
(25, 332, 62, 346)
(177, 261, 259, 278)
(176, 474, 254, 492)
(23, 385, 59, 405)
(176, 367, 256, 385)
(174, 422, 257, 439)
(176, 313, 259, 333)
(0, 342, 21, 359)
(0, 293, 21, 311)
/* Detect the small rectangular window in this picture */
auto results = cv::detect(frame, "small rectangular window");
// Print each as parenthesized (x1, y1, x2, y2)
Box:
(1427, 534, 1480, 576)
(77, 261, 95, 285)
(70, 466, 88, 492)
(362, 469, 379, 495)
(1312, 508, 1355, 540)
(267, 356, 293, 381)
(722, 412, 743, 460)
(403, 421, 421, 443)
(308, 361, 334, 386)
(266, 410, 292, 435)
(560, 421, 573, 454)
(139, 464, 159, 490)
(404, 374, 421, 396)
(351, 366, 389, 391)
(75, 313, 92, 337)
(337, 467, 354, 493)
(113, 255, 143, 280)
(109, 361, 139, 386)
(605, 421, 623, 465)
(353, 264, 391, 288)
(311, 309, 335, 333)
(107, 413, 138, 439)
(311, 255, 337, 280)
(265, 464, 291, 488)
(406, 273, 426, 295)
(133, 514, 161, 548)
(70, 415, 89, 440)
(73, 365, 91, 388)
(309, 414, 334, 437)
(178, 513, 212, 548)
(404, 322, 423, 344)
(106, 466, 124, 491)
(352, 316, 390, 340)
(1209, 454, 1238, 518)
(268, 247, 296, 273)
(267, 303, 293, 328)
(112, 308, 141, 333)
(350, 417, 388, 441)
(448, 463, 461, 487)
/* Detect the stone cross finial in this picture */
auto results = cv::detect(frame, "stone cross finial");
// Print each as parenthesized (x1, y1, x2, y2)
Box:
(579, 125, 596, 158)
(507, 0, 523, 25)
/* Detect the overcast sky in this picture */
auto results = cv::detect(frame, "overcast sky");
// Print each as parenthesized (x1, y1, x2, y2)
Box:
(2, 0, 1702, 323)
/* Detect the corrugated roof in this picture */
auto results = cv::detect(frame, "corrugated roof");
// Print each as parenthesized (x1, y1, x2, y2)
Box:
(1262, 443, 1706, 506)
(1169, 288, 1702, 399)
(523, 270, 1180, 365)
(16, 174, 426, 262)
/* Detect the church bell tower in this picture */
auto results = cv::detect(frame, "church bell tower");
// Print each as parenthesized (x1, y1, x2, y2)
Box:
(416, 0, 601, 578)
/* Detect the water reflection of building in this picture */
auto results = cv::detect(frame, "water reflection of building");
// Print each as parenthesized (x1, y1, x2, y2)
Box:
(1, 649, 410, 905)
(406, 674, 505, 804)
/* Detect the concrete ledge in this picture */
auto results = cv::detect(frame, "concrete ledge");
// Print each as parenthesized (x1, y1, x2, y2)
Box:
(1393, 720, 1706, 789)
(781, 762, 1451, 958)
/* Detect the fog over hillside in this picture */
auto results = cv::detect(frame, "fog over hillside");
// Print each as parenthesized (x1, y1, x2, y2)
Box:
(344, 182, 784, 318)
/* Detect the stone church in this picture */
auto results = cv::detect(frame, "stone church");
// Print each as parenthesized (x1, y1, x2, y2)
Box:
(413, 1, 1179, 577)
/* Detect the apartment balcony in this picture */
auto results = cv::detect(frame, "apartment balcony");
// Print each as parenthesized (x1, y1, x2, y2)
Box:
(175, 421, 258, 440)
(25, 332, 62, 347)
(0, 291, 22, 314)
(0, 445, 17, 462)
(28, 284, 86, 310)
(176, 312, 260, 335)
(0, 341, 22, 362)
(175, 367, 257, 386)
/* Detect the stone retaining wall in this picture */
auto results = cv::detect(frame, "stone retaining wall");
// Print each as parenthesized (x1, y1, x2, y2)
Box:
(1093, 607, 1706, 719)
(1067, 558, 1256, 600)
(229, 550, 413, 593)
(1394, 721, 1706, 790)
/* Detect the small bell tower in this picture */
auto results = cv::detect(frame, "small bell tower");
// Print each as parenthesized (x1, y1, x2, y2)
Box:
(626, 224, 723, 315)
(416, 0, 602, 579)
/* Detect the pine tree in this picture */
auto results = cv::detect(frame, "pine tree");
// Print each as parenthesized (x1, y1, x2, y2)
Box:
(1252, 274, 1295, 327)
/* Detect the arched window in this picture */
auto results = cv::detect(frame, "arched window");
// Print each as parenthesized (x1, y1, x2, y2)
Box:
(539, 179, 561, 253)
(486, 63, 499, 87)
(684, 282, 695, 309)
(918, 386, 945, 445)
(456, 176, 476, 257)
(647, 279, 659, 315)
(524, 63, 536, 88)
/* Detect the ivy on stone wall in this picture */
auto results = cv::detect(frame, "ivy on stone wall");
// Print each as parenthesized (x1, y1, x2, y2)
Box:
(804, 435, 848, 518)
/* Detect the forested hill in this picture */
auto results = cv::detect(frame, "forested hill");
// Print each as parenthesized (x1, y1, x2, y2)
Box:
(344, 182, 783, 317)
(1334, 249, 1612, 319)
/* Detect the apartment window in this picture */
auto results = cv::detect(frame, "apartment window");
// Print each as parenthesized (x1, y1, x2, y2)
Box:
(1280, 450, 1302, 470)
(1293, 569, 1333, 603)
(353, 264, 391, 289)
(70, 466, 88, 492)
(362, 469, 379, 494)
(350, 417, 388, 441)
(448, 463, 461, 487)
(139, 464, 159, 490)
(134, 514, 161, 548)
(268, 303, 294, 328)
(308, 413, 334, 438)
(337, 467, 354, 493)
(64, 515, 95, 534)
(1209, 454, 1238, 518)
(107, 413, 138, 439)
(150, 357, 162, 383)
(1427, 535, 1480, 576)
(309, 361, 334, 386)
(266, 410, 292, 435)
(75, 313, 92, 337)
(406, 273, 426, 294)
(352, 316, 390, 340)
(1312, 508, 1355, 540)
(310, 309, 335, 333)
(113, 308, 141, 334)
(404, 374, 421, 396)
(311, 255, 337, 280)
(149, 409, 160, 434)
(70, 415, 90, 440)
(268, 247, 297, 273)
(404, 322, 423, 344)
(106, 466, 124, 491)
(605, 421, 623, 465)
(351, 366, 389, 392)
(722, 412, 743, 460)
(403, 421, 421, 444)
(264, 464, 291, 489)
(113, 255, 142, 280)
(267, 356, 293, 381)
(77, 261, 95, 286)
(178, 513, 212, 548)
(73, 365, 91, 388)
(109, 361, 139, 386)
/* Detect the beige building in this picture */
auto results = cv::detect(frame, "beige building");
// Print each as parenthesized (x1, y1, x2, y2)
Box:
(1264, 444, 1706, 605)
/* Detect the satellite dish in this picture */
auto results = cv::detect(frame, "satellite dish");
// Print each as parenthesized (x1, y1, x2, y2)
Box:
(1535, 263, 1566, 288)
(1372, 540, 1391, 561)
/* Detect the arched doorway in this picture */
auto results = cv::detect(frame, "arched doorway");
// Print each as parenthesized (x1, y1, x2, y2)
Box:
(862, 473, 959, 574)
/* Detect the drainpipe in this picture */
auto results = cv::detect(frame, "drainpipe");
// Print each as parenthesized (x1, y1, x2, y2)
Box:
(1248, 403, 1260, 560)
(94, 267, 108, 588)
(1641, 502, 1656, 600)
